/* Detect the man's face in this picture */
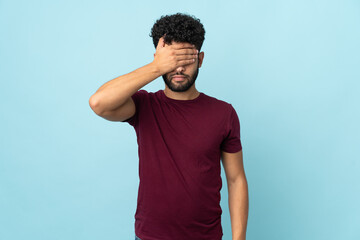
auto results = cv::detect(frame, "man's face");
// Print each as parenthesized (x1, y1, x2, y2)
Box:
(162, 61, 199, 92)
(161, 41, 201, 92)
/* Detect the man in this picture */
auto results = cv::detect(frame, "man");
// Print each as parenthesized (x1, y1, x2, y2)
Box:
(89, 13, 248, 240)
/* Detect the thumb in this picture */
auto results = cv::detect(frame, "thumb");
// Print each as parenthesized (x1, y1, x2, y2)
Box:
(156, 35, 166, 50)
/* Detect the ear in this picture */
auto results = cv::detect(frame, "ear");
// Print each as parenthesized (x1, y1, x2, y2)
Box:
(198, 52, 205, 68)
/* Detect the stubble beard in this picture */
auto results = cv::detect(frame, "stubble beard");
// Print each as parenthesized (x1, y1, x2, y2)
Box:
(162, 63, 200, 92)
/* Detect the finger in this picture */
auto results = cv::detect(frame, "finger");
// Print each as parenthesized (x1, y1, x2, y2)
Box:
(177, 59, 196, 66)
(176, 54, 198, 61)
(171, 42, 196, 50)
(174, 48, 198, 55)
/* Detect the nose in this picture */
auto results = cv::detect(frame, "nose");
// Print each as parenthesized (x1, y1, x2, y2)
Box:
(175, 65, 185, 74)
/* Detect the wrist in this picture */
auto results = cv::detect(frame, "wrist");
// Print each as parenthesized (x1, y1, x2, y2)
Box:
(149, 61, 163, 76)
(232, 233, 246, 240)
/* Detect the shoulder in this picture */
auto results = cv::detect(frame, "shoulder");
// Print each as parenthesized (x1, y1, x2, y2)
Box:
(135, 89, 149, 95)
(202, 92, 233, 112)
(132, 89, 156, 99)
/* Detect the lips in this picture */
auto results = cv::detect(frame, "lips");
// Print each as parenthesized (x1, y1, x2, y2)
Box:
(172, 75, 186, 81)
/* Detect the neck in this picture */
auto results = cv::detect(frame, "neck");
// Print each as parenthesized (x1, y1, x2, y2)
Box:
(163, 88, 200, 101)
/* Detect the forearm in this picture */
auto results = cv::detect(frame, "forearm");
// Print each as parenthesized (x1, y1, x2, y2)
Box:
(228, 177, 249, 240)
(89, 62, 160, 114)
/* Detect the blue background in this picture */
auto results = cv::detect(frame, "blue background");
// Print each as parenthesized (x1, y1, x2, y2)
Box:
(1, 0, 359, 239)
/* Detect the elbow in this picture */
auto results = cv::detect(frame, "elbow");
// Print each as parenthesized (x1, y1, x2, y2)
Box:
(89, 94, 103, 115)
(228, 175, 248, 188)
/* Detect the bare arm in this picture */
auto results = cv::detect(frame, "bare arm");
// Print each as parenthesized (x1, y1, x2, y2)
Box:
(221, 150, 249, 240)
(89, 37, 198, 120)
(89, 62, 160, 117)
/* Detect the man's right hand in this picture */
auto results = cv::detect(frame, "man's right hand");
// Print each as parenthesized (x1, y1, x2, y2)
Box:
(152, 36, 198, 75)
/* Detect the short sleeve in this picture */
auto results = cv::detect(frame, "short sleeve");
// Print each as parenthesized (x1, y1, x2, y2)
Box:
(121, 89, 148, 127)
(220, 104, 242, 153)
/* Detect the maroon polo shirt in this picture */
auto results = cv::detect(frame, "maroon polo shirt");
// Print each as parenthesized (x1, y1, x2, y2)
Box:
(122, 89, 242, 240)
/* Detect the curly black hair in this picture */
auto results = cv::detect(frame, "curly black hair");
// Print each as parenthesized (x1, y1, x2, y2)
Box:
(149, 13, 205, 51)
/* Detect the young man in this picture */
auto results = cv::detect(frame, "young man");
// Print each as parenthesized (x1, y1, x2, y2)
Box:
(89, 13, 248, 240)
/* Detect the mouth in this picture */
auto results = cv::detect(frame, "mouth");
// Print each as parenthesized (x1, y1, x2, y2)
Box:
(172, 75, 187, 82)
